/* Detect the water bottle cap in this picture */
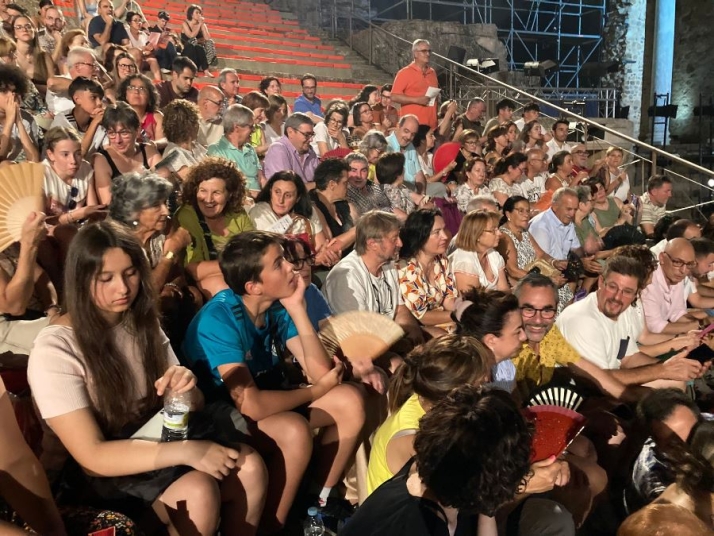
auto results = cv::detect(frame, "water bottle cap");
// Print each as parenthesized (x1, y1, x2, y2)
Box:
(307, 506, 319, 516)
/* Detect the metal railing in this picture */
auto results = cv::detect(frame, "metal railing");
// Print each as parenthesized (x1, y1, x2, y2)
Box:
(314, 2, 714, 218)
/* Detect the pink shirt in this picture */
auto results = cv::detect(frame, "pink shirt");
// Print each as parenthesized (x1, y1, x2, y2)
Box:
(641, 264, 687, 334)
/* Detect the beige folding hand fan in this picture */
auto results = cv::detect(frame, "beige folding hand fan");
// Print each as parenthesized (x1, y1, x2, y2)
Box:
(0, 163, 45, 253)
(319, 310, 405, 362)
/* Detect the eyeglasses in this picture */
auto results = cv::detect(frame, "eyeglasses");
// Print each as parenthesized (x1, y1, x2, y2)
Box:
(294, 129, 314, 139)
(289, 255, 315, 270)
(416, 48, 431, 54)
(205, 98, 222, 106)
(14, 24, 33, 31)
(75, 61, 98, 69)
(327, 118, 343, 127)
(127, 85, 147, 93)
(603, 281, 637, 298)
(663, 251, 696, 270)
(107, 129, 133, 138)
(464, 140, 479, 146)
(482, 228, 500, 234)
(117, 63, 136, 70)
(520, 306, 556, 319)
(66, 186, 79, 211)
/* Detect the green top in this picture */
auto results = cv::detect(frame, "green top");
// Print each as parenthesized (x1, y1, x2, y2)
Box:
(593, 197, 620, 229)
(575, 215, 599, 247)
(207, 136, 262, 192)
(175, 204, 254, 264)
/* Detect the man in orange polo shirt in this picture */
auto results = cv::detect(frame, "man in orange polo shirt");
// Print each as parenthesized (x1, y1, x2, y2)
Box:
(391, 39, 439, 129)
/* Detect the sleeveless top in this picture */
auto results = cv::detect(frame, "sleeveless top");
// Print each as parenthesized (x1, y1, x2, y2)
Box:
(97, 144, 150, 180)
(367, 393, 425, 496)
(500, 226, 537, 270)
(593, 197, 620, 229)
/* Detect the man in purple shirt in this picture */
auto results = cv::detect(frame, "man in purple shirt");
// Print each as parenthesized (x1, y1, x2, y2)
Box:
(642, 238, 704, 335)
(263, 113, 319, 189)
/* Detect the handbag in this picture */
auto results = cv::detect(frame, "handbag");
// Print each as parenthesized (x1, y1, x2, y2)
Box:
(562, 251, 584, 283)
(524, 259, 561, 278)
(202, 38, 217, 66)
(285, 214, 315, 253)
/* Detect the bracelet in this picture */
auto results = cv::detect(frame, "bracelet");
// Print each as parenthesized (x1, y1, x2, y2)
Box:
(45, 304, 61, 316)
(163, 282, 183, 298)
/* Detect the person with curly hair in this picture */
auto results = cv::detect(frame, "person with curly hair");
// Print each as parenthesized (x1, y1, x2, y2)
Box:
(258, 76, 281, 97)
(0, 62, 40, 162)
(349, 384, 532, 536)
(176, 156, 253, 297)
(117, 73, 165, 144)
(155, 98, 205, 182)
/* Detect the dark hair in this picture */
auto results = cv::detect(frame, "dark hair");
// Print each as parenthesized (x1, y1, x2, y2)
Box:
(300, 73, 317, 86)
(414, 385, 532, 514)
(495, 98, 516, 112)
(399, 208, 442, 259)
(186, 4, 201, 19)
(412, 124, 432, 149)
(665, 219, 698, 241)
(455, 288, 520, 341)
(68, 76, 104, 98)
(375, 152, 405, 185)
(388, 334, 493, 413)
(265, 94, 288, 122)
(102, 101, 140, 132)
(548, 150, 571, 174)
(0, 63, 28, 97)
(313, 158, 349, 191)
(691, 237, 714, 260)
(172, 55, 197, 75)
(656, 420, 714, 499)
(6, 3, 29, 15)
(647, 174, 672, 193)
(500, 195, 529, 225)
(117, 74, 160, 113)
(125, 10, 141, 22)
(242, 90, 270, 112)
(520, 120, 543, 145)
(356, 84, 378, 104)
(552, 118, 569, 131)
(324, 102, 348, 126)
(523, 102, 540, 114)
(380, 83, 393, 93)
(485, 124, 509, 152)
(602, 255, 645, 287)
(513, 272, 558, 302)
(637, 388, 700, 431)
(258, 76, 280, 94)
(492, 152, 527, 177)
(63, 221, 166, 435)
(182, 157, 247, 215)
(653, 214, 678, 242)
(255, 171, 312, 220)
(219, 230, 284, 295)
(612, 244, 657, 291)
(103, 44, 128, 72)
(351, 101, 370, 127)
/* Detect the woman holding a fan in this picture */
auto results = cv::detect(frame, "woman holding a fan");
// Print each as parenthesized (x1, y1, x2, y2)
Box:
(249, 171, 341, 268)
(176, 157, 253, 299)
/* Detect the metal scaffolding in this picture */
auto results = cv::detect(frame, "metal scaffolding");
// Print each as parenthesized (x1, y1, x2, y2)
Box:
(363, 0, 607, 89)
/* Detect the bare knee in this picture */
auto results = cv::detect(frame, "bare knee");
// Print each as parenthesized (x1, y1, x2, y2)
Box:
(157, 470, 221, 534)
(235, 443, 268, 488)
(328, 383, 366, 428)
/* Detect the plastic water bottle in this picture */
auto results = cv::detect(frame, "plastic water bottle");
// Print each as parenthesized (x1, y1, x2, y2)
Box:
(303, 507, 325, 536)
(161, 390, 190, 442)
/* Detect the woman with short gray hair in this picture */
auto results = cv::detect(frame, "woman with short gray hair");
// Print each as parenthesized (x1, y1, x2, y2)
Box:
(358, 129, 389, 180)
(93, 102, 160, 204)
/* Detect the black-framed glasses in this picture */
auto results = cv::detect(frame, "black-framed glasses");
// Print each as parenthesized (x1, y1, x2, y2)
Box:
(663, 251, 696, 270)
(519, 306, 556, 319)
(66, 186, 79, 210)
(290, 255, 315, 270)
(292, 128, 314, 139)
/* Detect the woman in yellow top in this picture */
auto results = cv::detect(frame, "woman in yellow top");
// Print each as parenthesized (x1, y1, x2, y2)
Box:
(176, 157, 254, 298)
(367, 334, 492, 496)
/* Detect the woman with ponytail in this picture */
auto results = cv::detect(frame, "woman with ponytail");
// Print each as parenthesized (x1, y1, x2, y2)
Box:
(366, 334, 493, 496)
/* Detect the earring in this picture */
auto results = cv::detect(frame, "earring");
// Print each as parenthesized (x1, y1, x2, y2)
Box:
(132, 221, 139, 227)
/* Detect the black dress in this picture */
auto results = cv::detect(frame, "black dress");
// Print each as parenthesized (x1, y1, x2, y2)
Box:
(309, 190, 354, 256)
(341, 458, 477, 536)
(181, 26, 209, 71)
(96, 144, 150, 181)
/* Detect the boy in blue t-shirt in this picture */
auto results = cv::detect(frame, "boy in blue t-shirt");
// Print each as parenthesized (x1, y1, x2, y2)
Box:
(183, 231, 366, 532)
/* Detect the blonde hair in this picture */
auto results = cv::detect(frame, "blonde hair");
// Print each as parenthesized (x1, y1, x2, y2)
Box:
(455, 210, 501, 251)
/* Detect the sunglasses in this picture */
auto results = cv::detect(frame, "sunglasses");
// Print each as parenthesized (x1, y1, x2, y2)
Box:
(67, 186, 79, 210)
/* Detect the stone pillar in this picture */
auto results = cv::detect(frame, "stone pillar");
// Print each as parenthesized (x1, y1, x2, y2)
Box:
(651, 0, 676, 144)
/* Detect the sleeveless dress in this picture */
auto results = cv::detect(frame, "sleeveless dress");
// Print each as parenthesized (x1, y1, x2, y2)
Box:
(501, 226, 573, 313)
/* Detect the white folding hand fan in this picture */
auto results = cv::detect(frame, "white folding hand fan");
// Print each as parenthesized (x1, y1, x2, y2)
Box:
(0, 162, 44, 252)
(319, 311, 405, 363)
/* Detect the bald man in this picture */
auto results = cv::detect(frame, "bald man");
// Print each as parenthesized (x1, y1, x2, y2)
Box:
(641, 238, 708, 335)
(197, 85, 225, 146)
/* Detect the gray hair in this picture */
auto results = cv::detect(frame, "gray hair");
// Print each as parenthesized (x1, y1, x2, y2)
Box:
(217, 68, 238, 87)
(575, 185, 591, 204)
(467, 98, 485, 109)
(411, 39, 430, 54)
(355, 210, 401, 255)
(466, 195, 499, 213)
(109, 172, 173, 224)
(284, 112, 313, 132)
(552, 187, 578, 205)
(345, 152, 369, 167)
(223, 104, 254, 132)
(67, 47, 95, 69)
(358, 129, 388, 155)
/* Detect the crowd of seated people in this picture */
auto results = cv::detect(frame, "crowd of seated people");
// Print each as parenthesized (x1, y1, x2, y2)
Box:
(1, 13, 713, 534)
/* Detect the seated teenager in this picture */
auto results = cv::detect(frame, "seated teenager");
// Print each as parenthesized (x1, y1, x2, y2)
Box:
(175, 156, 254, 298)
(49, 76, 106, 158)
(182, 230, 366, 532)
(27, 221, 267, 536)
(0, 63, 40, 163)
(345, 385, 532, 536)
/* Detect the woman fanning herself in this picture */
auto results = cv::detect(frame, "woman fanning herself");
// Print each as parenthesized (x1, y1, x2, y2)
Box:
(449, 210, 509, 293)
(397, 208, 458, 337)
(93, 102, 160, 204)
(176, 157, 254, 298)
(27, 221, 267, 536)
